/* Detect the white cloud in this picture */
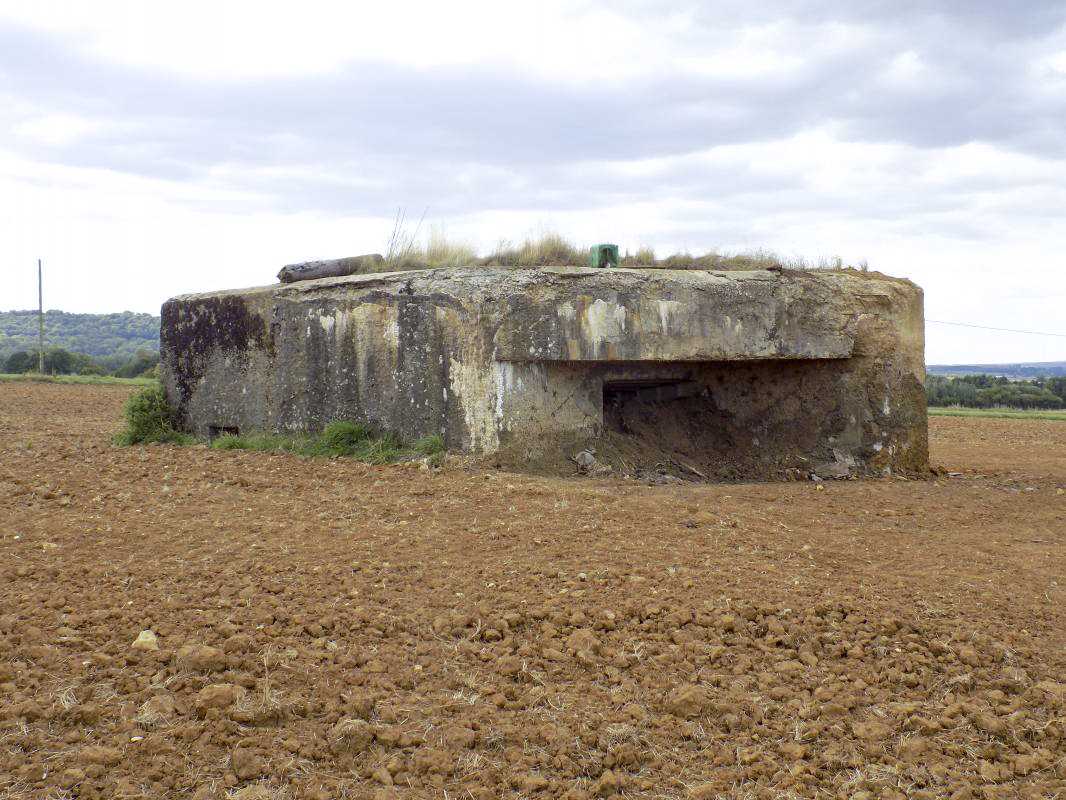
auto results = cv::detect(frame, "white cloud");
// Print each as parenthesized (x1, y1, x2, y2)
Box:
(881, 50, 924, 85)
(1040, 50, 1066, 75)
(13, 113, 103, 146)
(0, 0, 713, 84)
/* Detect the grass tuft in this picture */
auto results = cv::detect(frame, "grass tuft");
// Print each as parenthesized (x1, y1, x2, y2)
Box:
(659, 249, 790, 271)
(384, 207, 425, 268)
(212, 433, 302, 452)
(384, 213, 478, 270)
(620, 246, 656, 267)
(312, 420, 376, 454)
(481, 233, 586, 267)
(211, 434, 245, 450)
(411, 433, 445, 456)
(423, 227, 478, 268)
(411, 433, 447, 467)
(353, 431, 405, 464)
(208, 420, 431, 464)
(307, 421, 404, 462)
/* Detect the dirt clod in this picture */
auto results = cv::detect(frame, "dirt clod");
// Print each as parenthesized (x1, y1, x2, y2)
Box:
(177, 644, 227, 672)
(195, 683, 245, 713)
(328, 718, 374, 754)
(230, 747, 264, 781)
(514, 773, 549, 792)
(666, 685, 709, 718)
(79, 744, 123, 766)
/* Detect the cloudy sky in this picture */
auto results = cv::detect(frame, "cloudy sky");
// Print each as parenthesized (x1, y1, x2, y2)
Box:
(2, 0, 1064, 364)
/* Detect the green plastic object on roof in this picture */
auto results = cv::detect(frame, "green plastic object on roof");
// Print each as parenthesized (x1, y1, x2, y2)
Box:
(588, 243, 619, 268)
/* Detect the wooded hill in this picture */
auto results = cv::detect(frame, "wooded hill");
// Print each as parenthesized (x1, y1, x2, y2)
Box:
(0, 310, 159, 362)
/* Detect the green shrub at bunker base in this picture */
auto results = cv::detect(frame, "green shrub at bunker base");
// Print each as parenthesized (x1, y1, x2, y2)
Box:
(112, 385, 192, 445)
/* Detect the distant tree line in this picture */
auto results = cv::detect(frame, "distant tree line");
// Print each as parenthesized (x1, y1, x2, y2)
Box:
(3, 347, 159, 378)
(928, 374, 1066, 410)
(0, 309, 159, 362)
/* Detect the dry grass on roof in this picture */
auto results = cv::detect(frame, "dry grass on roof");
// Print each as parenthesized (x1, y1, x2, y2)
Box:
(376, 232, 864, 274)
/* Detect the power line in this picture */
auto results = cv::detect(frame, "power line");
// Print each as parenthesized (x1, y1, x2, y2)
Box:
(925, 319, 1066, 339)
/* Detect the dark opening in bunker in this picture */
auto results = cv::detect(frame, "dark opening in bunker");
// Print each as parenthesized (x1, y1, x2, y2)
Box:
(593, 360, 861, 481)
(208, 425, 239, 441)
(602, 377, 702, 434)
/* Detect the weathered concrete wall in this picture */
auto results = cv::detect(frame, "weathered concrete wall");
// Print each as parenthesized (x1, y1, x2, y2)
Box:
(160, 266, 926, 478)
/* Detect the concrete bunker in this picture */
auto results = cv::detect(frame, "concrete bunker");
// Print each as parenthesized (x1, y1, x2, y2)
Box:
(160, 265, 927, 480)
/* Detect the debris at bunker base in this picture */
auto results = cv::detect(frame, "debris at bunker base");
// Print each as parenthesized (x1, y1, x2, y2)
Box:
(160, 264, 927, 480)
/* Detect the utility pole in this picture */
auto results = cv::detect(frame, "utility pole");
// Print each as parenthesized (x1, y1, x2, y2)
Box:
(37, 259, 44, 373)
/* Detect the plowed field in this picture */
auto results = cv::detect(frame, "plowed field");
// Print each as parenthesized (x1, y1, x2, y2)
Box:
(1, 383, 1064, 799)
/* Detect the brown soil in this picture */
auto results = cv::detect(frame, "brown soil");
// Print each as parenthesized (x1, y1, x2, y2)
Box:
(1, 383, 1064, 800)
